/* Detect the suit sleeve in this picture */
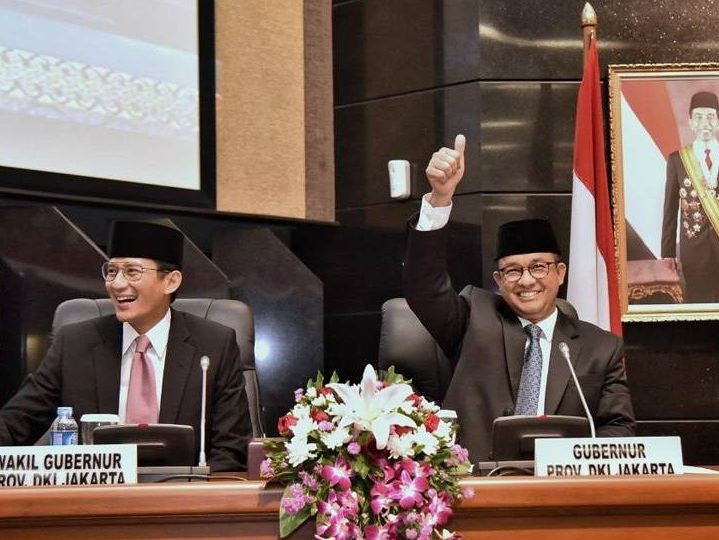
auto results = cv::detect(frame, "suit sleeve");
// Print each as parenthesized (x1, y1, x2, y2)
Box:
(402, 215, 469, 362)
(0, 328, 64, 445)
(595, 336, 636, 437)
(662, 154, 680, 258)
(207, 329, 251, 472)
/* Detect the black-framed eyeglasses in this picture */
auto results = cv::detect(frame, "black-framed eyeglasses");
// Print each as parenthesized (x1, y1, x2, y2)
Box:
(101, 262, 166, 282)
(497, 261, 560, 282)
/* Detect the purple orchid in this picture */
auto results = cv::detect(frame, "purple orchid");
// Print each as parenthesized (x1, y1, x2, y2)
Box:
(370, 480, 393, 515)
(321, 456, 354, 492)
(365, 524, 394, 540)
(426, 490, 453, 526)
(391, 469, 429, 510)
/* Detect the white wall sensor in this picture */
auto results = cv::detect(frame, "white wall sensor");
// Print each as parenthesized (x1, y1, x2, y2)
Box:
(388, 160, 411, 200)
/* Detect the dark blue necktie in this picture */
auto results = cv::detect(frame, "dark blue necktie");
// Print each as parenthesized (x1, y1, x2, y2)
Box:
(515, 324, 543, 415)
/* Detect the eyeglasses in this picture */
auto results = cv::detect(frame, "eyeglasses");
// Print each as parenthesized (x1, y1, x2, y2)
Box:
(692, 112, 718, 124)
(101, 262, 166, 282)
(497, 261, 560, 282)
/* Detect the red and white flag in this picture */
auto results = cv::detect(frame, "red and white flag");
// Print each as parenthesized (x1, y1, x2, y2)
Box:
(567, 36, 622, 336)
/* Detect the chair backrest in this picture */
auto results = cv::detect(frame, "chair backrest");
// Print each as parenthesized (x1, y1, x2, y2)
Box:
(52, 298, 265, 438)
(377, 297, 578, 405)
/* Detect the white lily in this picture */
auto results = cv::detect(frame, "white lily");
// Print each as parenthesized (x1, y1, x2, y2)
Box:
(327, 364, 416, 449)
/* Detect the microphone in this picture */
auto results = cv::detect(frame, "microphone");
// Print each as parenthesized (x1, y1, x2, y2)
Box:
(558, 342, 596, 438)
(198, 355, 210, 468)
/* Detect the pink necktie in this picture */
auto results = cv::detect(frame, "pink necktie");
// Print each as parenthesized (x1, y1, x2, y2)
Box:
(706, 149, 713, 170)
(125, 335, 159, 424)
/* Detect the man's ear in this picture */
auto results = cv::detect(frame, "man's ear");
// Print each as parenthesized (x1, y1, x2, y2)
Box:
(492, 270, 502, 289)
(164, 270, 183, 295)
(556, 262, 567, 285)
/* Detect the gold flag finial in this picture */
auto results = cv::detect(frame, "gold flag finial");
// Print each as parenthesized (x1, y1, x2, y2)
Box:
(581, 2, 597, 65)
(581, 3, 597, 27)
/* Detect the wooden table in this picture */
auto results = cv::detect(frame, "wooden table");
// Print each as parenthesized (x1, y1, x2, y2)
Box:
(1, 475, 719, 539)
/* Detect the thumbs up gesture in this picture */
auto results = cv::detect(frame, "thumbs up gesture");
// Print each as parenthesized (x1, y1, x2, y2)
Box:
(425, 134, 466, 207)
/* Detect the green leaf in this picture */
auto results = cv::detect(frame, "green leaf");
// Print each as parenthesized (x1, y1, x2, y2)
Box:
(384, 365, 412, 386)
(351, 453, 370, 479)
(263, 438, 287, 452)
(279, 485, 312, 538)
(329, 370, 340, 384)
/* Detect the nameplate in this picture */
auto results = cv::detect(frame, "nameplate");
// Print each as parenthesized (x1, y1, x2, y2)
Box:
(535, 436, 683, 477)
(0, 445, 137, 487)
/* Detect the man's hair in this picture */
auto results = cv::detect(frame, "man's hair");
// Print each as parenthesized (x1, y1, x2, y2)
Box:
(155, 261, 182, 303)
(689, 91, 719, 116)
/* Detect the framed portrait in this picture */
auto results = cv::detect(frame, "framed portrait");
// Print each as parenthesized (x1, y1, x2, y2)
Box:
(609, 63, 719, 321)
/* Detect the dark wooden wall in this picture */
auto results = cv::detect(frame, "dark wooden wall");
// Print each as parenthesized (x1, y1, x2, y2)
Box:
(293, 0, 719, 464)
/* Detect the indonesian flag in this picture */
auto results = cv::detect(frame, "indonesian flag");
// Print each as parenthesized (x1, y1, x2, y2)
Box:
(567, 36, 622, 336)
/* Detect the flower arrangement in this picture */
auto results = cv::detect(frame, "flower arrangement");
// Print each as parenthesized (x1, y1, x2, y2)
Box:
(261, 364, 473, 539)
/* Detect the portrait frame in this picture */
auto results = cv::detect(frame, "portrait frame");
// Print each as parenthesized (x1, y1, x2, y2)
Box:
(608, 63, 719, 322)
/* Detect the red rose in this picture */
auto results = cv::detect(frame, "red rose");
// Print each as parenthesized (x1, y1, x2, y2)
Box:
(424, 414, 440, 432)
(408, 393, 422, 407)
(319, 387, 334, 397)
(277, 413, 298, 436)
(394, 425, 413, 436)
(311, 409, 330, 423)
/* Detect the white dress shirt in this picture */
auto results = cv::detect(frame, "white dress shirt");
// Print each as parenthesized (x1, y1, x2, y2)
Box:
(693, 138, 719, 188)
(118, 309, 171, 423)
(416, 193, 452, 231)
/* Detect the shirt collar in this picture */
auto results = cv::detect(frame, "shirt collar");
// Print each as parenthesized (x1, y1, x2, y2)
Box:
(121, 308, 172, 357)
(693, 138, 719, 155)
(518, 308, 558, 341)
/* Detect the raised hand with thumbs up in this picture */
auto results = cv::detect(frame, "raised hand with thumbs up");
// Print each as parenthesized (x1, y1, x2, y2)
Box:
(425, 134, 466, 207)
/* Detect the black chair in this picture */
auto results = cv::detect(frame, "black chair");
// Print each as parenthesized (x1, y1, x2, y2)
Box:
(378, 297, 578, 405)
(52, 298, 265, 438)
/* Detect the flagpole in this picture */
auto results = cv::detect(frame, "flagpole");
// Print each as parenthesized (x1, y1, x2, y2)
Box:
(569, 2, 623, 335)
(581, 3, 597, 65)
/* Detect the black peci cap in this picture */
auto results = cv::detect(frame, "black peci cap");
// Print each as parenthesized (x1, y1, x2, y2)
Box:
(689, 91, 719, 115)
(108, 221, 184, 268)
(495, 218, 561, 260)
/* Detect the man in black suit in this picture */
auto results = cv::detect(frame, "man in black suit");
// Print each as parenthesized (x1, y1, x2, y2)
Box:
(403, 134, 635, 462)
(662, 91, 719, 302)
(0, 221, 250, 471)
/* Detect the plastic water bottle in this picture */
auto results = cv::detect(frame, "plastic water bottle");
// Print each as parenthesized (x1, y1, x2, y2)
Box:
(50, 406, 78, 446)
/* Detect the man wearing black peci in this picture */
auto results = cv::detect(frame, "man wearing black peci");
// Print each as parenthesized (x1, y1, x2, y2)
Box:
(0, 221, 251, 471)
(403, 134, 635, 462)
(662, 90, 719, 303)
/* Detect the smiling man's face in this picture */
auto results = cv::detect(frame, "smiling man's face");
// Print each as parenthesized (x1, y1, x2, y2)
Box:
(492, 252, 566, 323)
(104, 257, 181, 334)
(690, 106, 719, 142)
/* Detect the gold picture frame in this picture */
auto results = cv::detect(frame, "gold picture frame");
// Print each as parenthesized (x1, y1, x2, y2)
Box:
(609, 63, 719, 321)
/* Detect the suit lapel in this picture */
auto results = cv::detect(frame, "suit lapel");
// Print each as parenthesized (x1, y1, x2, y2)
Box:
(94, 317, 123, 414)
(500, 301, 527, 400)
(544, 311, 581, 414)
(159, 310, 196, 424)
